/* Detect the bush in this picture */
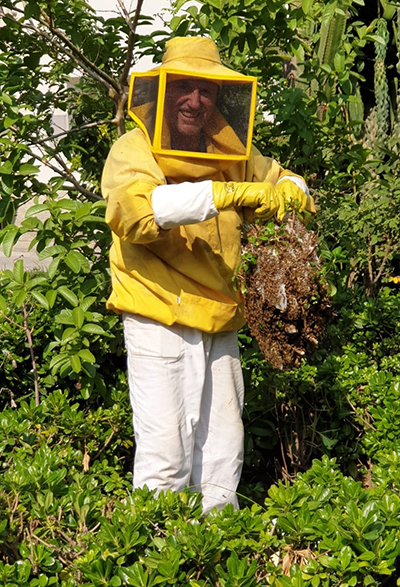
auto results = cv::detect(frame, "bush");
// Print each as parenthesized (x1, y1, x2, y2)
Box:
(1, 410, 400, 587)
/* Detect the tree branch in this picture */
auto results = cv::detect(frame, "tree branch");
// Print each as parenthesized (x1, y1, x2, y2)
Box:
(0, 311, 25, 330)
(50, 152, 103, 201)
(118, 0, 146, 88)
(22, 303, 40, 407)
(38, 6, 121, 94)
(92, 427, 116, 461)
(22, 144, 102, 201)
(0, 7, 120, 95)
(373, 239, 392, 285)
(367, 234, 373, 288)
(33, 119, 116, 146)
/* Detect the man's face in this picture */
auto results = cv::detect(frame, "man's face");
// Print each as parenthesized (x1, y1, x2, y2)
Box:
(164, 78, 219, 143)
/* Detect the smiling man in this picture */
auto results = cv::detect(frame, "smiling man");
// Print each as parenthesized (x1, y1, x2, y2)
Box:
(164, 77, 219, 151)
(101, 36, 315, 513)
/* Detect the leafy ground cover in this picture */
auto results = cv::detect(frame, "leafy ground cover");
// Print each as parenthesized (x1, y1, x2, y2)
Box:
(1, 385, 400, 587)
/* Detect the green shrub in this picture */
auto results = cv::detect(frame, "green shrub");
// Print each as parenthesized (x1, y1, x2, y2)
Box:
(1, 424, 400, 587)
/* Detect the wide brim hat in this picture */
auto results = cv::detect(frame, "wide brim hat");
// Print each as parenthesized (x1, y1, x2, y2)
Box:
(159, 36, 249, 80)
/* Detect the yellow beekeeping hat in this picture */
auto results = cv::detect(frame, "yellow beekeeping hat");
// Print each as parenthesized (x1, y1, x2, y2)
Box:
(127, 36, 257, 161)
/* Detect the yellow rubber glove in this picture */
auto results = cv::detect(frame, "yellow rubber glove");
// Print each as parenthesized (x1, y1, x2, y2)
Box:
(212, 181, 279, 221)
(276, 179, 316, 222)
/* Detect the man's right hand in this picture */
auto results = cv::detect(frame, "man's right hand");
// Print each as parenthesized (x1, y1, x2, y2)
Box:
(212, 181, 279, 221)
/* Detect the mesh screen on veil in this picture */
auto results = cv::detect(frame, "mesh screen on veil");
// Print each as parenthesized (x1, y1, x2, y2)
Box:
(159, 75, 254, 157)
(129, 75, 159, 144)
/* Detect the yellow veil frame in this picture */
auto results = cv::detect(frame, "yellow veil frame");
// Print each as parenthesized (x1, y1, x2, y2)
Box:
(128, 68, 258, 161)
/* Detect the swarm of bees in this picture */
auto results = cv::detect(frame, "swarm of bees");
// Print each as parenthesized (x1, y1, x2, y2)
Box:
(240, 215, 332, 370)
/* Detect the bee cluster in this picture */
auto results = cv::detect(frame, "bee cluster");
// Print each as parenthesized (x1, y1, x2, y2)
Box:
(241, 216, 331, 370)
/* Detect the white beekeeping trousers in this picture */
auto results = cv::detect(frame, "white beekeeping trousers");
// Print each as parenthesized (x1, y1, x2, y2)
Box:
(123, 313, 245, 513)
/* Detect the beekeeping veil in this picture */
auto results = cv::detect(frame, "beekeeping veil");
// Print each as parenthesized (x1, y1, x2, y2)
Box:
(127, 36, 257, 180)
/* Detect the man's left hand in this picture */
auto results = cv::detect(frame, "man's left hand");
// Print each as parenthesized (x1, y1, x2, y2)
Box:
(276, 179, 315, 223)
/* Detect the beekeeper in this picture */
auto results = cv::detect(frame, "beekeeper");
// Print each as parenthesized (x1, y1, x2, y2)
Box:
(102, 36, 315, 513)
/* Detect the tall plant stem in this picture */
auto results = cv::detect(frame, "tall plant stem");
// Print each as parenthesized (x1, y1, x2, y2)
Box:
(22, 304, 39, 406)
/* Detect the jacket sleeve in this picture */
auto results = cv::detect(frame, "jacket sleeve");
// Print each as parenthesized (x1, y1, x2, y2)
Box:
(248, 144, 306, 187)
(152, 181, 219, 229)
(101, 130, 169, 244)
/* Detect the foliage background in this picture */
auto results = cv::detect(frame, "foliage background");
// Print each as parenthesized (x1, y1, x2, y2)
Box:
(1, 0, 400, 585)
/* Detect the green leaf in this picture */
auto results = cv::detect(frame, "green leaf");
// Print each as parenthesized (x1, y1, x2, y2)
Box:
(0, 92, 13, 106)
(199, 11, 209, 28)
(363, 530, 380, 540)
(0, 194, 11, 222)
(78, 349, 96, 363)
(170, 15, 183, 31)
(70, 354, 82, 373)
(334, 51, 346, 73)
(2, 225, 19, 257)
(25, 276, 48, 289)
(54, 198, 78, 212)
(359, 551, 376, 561)
(81, 323, 106, 335)
(31, 291, 50, 310)
(24, 204, 50, 218)
(62, 327, 79, 344)
(0, 294, 7, 313)
(187, 5, 198, 17)
(320, 433, 338, 450)
(49, 176, 66, 192)
(65, 250, 90, 274)
(0, 161, 13, 175)
(205, 0, 221, 8)
(302, 0, 314, 14)
(379, 0, 396, 19)
(47, 256, 61, 280)
(247, 32, 257, 54)
(75, 202, 93, 220)
(211, 18, 224, 33)
(55, 309, 75, 326)
(339, 546, 353, 569)
(19, 163, 39, 175)
(13, 259, 25, 284)
(174, 0, 189, 8)
(46, 289, 57, 308)
(118, 563, 149, 587)
(4, 116, 18, 129)
(72, 307, 85, 329)
(24, 2, 41, 18)
(50, 353, 70, 374)
(79, 215, 106, 224)
(367, 34, 385, 45)
(92, 200, 107, 212)
(13, 288, 27, 307)
(58, 286, 79, 307)
(220, 25, 230, 45)
(38, 245, 67, 260)
(80, 296, 97, 312)
(80, 386, 91, 400)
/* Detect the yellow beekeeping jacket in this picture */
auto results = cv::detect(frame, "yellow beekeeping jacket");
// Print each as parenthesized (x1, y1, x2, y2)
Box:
(102, 128, 297, 333)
